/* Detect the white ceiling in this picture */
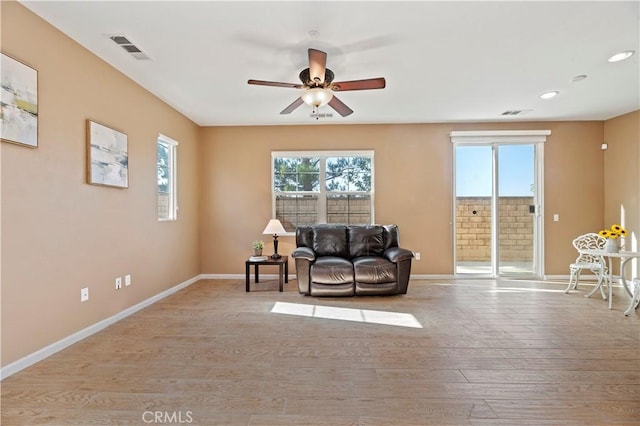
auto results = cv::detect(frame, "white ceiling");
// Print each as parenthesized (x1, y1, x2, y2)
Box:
(20, 1, 640, 126)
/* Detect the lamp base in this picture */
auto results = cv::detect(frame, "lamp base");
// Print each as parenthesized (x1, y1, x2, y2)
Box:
(271, 234, 281, 259)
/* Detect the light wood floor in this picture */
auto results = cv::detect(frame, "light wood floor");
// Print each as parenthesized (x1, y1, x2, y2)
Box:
(2, 278, 639, 425)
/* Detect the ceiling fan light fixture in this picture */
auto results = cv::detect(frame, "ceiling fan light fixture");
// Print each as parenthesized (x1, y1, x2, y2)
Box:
(301, 88, 333, 108)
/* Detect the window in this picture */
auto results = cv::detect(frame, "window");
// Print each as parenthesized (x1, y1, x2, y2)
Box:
(272, 151, 374, 232)
(157, 134, 178, 220)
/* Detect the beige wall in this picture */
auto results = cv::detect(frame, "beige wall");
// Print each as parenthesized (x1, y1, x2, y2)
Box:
(604, 111, 640, 276)
(199, 121, 606, 277)
(1, 2, 201, 366)
(542, 121, 606, 274)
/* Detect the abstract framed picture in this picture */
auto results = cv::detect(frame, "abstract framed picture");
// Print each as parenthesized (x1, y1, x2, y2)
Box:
(87, 120, 128, 188)
(0, 53, 38, 147)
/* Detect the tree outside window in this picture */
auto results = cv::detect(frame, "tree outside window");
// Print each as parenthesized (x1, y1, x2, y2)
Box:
(273, 151, 374, 232)
(157, 135, 178, 220)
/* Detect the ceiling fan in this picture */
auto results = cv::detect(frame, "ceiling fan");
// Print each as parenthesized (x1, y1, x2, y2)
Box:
(248, 48, 386, 117)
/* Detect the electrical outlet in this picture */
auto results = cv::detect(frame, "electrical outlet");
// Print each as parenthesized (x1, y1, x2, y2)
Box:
(553, 214, 559, 222)
(125, 274, 131, 286)
(115, 277, 122, 290)
(415, 252, 421, 260)
(81, 287, 89, 302)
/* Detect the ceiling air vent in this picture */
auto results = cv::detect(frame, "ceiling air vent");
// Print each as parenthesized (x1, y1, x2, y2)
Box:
(501, 109, 532, 116)
(107, 34, 150, 60)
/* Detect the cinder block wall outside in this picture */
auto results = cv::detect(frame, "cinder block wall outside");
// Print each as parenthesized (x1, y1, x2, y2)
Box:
(456, 196, 534, 261)
(158, 194, 169, 218)
(276, 195, 371, 231)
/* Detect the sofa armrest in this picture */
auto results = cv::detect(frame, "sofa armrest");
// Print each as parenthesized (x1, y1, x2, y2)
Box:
(292, 246, 316, 262)
(292, 247, 315, 295)
(384, 247, 414, 263)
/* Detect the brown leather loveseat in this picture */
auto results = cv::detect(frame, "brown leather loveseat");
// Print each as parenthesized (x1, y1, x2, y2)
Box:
(292, 224, 414, 296)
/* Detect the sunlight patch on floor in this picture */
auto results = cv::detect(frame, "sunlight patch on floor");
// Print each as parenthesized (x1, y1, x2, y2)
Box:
(271, 302, 423, 328)
(487, 287, 566, 293)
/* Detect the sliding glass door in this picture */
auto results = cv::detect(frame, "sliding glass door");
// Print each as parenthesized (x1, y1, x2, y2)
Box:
(455, 146, 493, 274)
(455, 143, 541, 277)
(497, 144, 536, 275)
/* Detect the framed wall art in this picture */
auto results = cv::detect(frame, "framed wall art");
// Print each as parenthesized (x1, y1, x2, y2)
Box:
(0, 53, 38, 148)
(87, 120, 128, 188)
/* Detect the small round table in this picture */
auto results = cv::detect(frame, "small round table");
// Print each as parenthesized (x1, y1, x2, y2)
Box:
(580, 249, 640, 315)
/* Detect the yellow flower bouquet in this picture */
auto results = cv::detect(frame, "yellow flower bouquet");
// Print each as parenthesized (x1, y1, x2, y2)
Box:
(599, 224, 626, 252)
(598, 224, 627, 239)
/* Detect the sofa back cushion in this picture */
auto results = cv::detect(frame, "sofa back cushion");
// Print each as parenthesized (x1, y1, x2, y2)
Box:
(313, 225, 349, 258)
(382, 224, 399, 251)
(349, 225, 384, 258)
(296, 226, 315, 248)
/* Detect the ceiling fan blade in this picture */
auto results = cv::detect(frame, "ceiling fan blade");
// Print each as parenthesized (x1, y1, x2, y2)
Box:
(328, 96, 353, 117)
(331, 77, 386, 91)
(280, 97, 304, 115)
(308, 48, 327, 84)
(248, 79, 303, 89)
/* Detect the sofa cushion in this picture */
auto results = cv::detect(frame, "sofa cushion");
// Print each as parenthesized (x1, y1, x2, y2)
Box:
(353, 256, 397, 284)
(311, 256, 354, 284)
(355, 282, 399, 296)
(296, 226, 315, 249)
(349, 225, 384, 258)
(313, 226, 348, 258)
(311, 283, 355, 297)
(382, 224, 399, 251)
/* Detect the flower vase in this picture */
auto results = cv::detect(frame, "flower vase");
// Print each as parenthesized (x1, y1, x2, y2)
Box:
(604, 238, 619, 253)
(253, 248, 263, 256)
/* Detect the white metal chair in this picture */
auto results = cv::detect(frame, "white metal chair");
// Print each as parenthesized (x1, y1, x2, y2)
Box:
(626, 277, 640, 316)
(565, 233, 607, 297)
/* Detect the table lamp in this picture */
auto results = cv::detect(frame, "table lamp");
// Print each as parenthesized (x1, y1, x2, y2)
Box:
(263, 219, 286, 259)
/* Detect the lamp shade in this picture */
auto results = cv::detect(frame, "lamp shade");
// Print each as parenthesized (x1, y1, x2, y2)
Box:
(300, 88, 333, 108)
(263, 219, 286, 235)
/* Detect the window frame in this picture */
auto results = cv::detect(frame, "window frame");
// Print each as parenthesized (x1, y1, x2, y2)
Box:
(271, 150, 375, 234)
(157, 134, 179, 221)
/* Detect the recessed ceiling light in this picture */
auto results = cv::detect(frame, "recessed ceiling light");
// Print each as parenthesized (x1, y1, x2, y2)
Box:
(571, 74, 587, 83)
(608, 50, 635, 62)
(539, 91, 559, 100)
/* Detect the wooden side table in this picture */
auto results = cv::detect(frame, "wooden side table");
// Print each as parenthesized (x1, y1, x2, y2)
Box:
(245, 255, 288, 292)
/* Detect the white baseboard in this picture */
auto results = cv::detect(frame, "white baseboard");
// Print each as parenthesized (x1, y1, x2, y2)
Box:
(0, 275, 201, 380)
